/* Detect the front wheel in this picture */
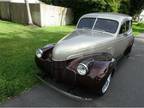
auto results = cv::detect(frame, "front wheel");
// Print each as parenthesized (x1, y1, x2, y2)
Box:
(98, 73, 112, 96)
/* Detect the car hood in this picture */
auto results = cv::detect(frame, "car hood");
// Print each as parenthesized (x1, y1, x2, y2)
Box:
(52, 30, 114, 61)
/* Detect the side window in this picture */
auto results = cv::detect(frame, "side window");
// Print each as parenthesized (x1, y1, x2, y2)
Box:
(119, 23, 126, 34)
(126, 21, 130, 31)
(119, 20, 130, 34)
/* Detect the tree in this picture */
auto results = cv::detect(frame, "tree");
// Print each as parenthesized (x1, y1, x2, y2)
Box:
(129, 0, 144, 16)
(104, 0, 121, 12)
(24, 0, 33, 25)
(119, 0, 130, 14)
(70, 0, 111, 23)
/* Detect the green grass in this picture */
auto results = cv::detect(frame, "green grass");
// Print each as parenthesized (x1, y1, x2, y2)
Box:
(133, 22, 144, 36)
(0, 20, 74, 102)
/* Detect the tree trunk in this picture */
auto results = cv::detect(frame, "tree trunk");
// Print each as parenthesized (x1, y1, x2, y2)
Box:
(24, 0, 33, 25)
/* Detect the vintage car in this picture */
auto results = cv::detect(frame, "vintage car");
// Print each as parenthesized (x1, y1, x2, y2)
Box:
(35, 13, 134, 96)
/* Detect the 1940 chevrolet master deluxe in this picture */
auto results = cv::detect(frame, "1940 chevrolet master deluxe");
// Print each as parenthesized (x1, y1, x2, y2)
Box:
(35, 13, 134, 96)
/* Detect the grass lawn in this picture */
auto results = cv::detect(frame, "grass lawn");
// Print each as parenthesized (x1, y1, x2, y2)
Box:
(133, 22, 144, 36)
(0, 20, 74, 102)
(0, 20, 143, 103)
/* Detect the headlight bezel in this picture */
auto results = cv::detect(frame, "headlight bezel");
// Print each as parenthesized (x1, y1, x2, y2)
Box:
(36, 49, 43, 58)
(77, 63, 89, 76)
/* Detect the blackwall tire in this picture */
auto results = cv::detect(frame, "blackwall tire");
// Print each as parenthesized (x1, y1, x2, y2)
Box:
(124, 45, 133, 56)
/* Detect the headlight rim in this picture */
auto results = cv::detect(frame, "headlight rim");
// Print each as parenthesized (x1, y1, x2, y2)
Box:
(77, 63, 89, 76)
(36, 49, 43, 58)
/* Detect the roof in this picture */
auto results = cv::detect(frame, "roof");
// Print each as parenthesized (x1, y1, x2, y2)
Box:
(81, 13, 132, 22)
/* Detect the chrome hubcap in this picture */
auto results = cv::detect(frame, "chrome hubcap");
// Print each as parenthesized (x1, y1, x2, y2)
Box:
(102, 74, 111, 93)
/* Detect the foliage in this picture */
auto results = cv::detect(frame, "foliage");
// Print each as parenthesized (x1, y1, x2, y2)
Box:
(0, 20, 74, 102)
(119, 0, 130, 14)
(76, 0, 112, 23)
(129, 0, 144, 18)
(133, 22, 144, 36)
(104, 0, 121, 12)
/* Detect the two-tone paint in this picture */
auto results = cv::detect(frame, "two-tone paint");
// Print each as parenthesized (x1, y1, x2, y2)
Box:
(35, 13, 134, 95)
(35, 44, 116, 91)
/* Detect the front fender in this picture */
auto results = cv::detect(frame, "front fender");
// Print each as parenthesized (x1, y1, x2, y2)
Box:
(67, 53, 115, 80)
(36, 50, 116, 90)
(40, 44, 55, 59)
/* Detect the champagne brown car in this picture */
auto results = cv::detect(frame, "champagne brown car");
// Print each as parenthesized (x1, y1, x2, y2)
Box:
(35, 13, 134, 96)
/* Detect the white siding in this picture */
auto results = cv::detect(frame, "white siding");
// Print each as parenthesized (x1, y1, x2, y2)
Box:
(140, 10, 144, 22)
(0, 0, 39, 3)
(40, 3, 73, 26)
(0, 1, 73, 26)
(0, 0, 10, 1)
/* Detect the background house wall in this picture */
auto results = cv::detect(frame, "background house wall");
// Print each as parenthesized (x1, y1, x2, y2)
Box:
(140, 10, 144, 22)
(0, 0, 39, 3)
(40, 3, 73, 26)
(30, 3, 41, 26)
(0, 1, 73, 26)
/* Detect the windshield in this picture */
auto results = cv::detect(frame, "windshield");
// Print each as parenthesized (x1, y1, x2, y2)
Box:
(94, 18, 119, 33)
(77, 18, 96, 29)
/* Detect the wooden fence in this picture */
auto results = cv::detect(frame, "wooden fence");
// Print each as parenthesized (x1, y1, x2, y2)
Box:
(0, 2, 10, 20)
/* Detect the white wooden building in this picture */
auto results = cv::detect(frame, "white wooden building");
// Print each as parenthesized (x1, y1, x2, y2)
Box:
(0, 0, 39, 3)
(0, 0, 73, 26)
(140, 10, 144, 22)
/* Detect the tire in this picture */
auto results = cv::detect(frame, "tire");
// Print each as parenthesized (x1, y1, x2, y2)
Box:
(98, 73, 112, 96)
(124, 45, 133, 56)
(124, 39, 134, 56)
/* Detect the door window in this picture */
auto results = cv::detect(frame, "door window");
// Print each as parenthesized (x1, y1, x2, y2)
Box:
(126, 21, 130, 31)
(119, 23, 126, 34)
(119, 20, 130, 34)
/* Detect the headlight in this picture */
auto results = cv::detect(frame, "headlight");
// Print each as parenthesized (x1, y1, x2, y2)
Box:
(36, 49, 43, 58)
(77, 63, 88, 76)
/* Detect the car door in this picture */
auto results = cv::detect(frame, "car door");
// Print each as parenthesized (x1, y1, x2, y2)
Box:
(114, 20, 132, 57)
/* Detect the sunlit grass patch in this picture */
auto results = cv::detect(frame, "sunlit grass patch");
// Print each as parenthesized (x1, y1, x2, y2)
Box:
(0, 20, 74, 102)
